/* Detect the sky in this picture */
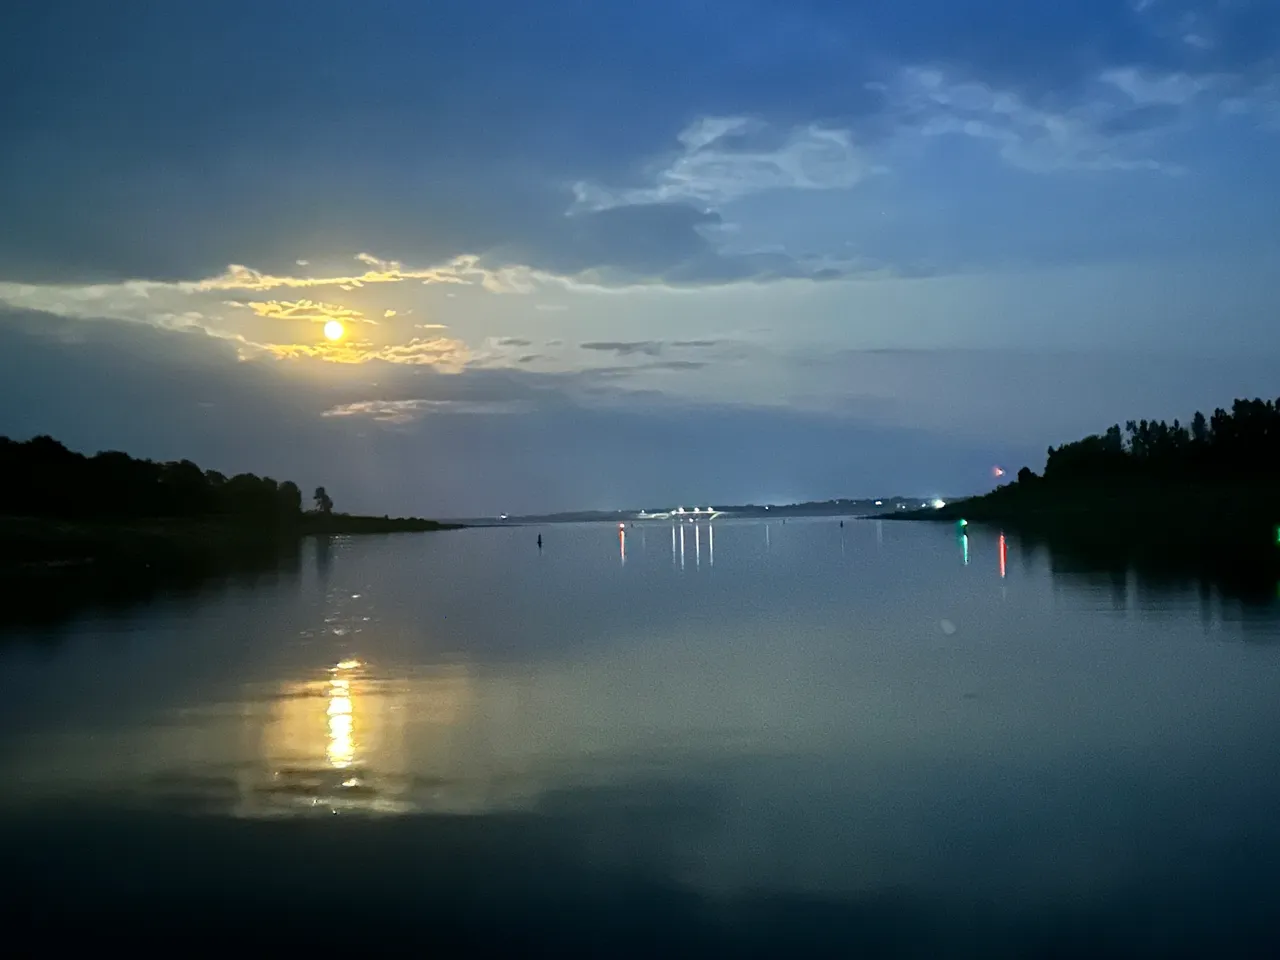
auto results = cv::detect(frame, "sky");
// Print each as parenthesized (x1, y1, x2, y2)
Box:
(3, 0, 1280, 517)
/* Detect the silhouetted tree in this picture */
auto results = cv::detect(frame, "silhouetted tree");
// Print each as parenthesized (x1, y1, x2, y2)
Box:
(0, 434, 316, 525)
(1000, 396, 1280, 491)
(278, 481, 303, 517)
(1103, 424, 1123, 454)
(160, 459, 212, 515)
(1191, 411, 1209, 446)
(314, 486, 334, 515)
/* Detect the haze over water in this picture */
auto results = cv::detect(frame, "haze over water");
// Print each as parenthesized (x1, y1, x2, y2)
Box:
(3, 521, 1280, 955)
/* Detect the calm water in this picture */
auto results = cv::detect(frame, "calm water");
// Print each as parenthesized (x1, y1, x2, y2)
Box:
(3, 520, 1280, 955)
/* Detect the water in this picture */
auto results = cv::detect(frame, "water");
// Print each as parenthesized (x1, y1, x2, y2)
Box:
(3, 520, 1280, 955)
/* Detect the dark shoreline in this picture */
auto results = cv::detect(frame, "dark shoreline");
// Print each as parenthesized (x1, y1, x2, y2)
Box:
(889, 481, 1280, 607)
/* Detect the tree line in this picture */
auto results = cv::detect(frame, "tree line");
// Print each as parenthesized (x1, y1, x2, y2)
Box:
(0, 435, 335, 523)
(1017, 397, 1280, 486)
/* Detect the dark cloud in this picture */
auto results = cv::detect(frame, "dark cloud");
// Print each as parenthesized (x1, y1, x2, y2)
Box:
(0, 2, 852, 285)
(494, 337, 533, 347)
(9, 308, 1280, 515)
(585, 361, 711, 378)
(579, 340, 741, 362)
(4, 0, 1273, 286)
(580, 341, 665, 357)
(655, 250, 861, 286)
(511, 204, 847, 286)
(0, 308, 1000, 514)
(649, 360, 708, 371)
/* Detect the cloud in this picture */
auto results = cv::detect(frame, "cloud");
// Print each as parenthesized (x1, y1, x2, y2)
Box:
(1101, 67, 1212, 105)
(1128, 0, 1280, 69)
(584, 360, 709, 378)
(321, 398, 534, 424)
(646, 360, 706, 371)
(0, 266, 475, 369)
(256, 336, 470, 370)
(573, 116, 872, 212)
(886, 66, 1188, 173)
(192, 253, 483, 293)
(493, 337, 533, 347)
(6, 0, 1280, 293)
(0, 252, 555, 317)
(580, 341, 665, 357)
(9, 299, 1279, 517)
(236, 299, 376, 324)
(575, 338, 746, 365)
(193, 241, 845, 298)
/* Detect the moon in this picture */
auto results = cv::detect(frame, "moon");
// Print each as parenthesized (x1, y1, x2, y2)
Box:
(323, 320, 345, 341)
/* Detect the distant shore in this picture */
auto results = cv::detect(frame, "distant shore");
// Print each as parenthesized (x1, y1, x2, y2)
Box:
(892, 482, 1280, 569)
(300, 514, 463, 535)
(457, 500, 926, 526)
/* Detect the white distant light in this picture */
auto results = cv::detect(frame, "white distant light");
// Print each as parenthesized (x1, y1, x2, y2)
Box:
(932, 499, 947, 510)
(874, 500, 883, 506)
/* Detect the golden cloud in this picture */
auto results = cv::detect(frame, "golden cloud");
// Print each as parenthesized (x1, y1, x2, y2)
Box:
(193, 253, 482, 293)
(322, 399, 533, 423)
(237, 299, 374, 324)
(377, 337, 471, 368)
(254, 335, 470, 371)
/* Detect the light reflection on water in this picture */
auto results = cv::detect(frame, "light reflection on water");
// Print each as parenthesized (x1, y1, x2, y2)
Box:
(229, 657, 498, 818)
(2, 521, 1280, 950)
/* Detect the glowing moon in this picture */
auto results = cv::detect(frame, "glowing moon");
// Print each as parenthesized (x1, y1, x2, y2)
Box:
(323, 320, 345, 341)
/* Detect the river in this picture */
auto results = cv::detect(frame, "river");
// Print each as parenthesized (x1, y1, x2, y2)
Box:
(2, 520, 1279, 955)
